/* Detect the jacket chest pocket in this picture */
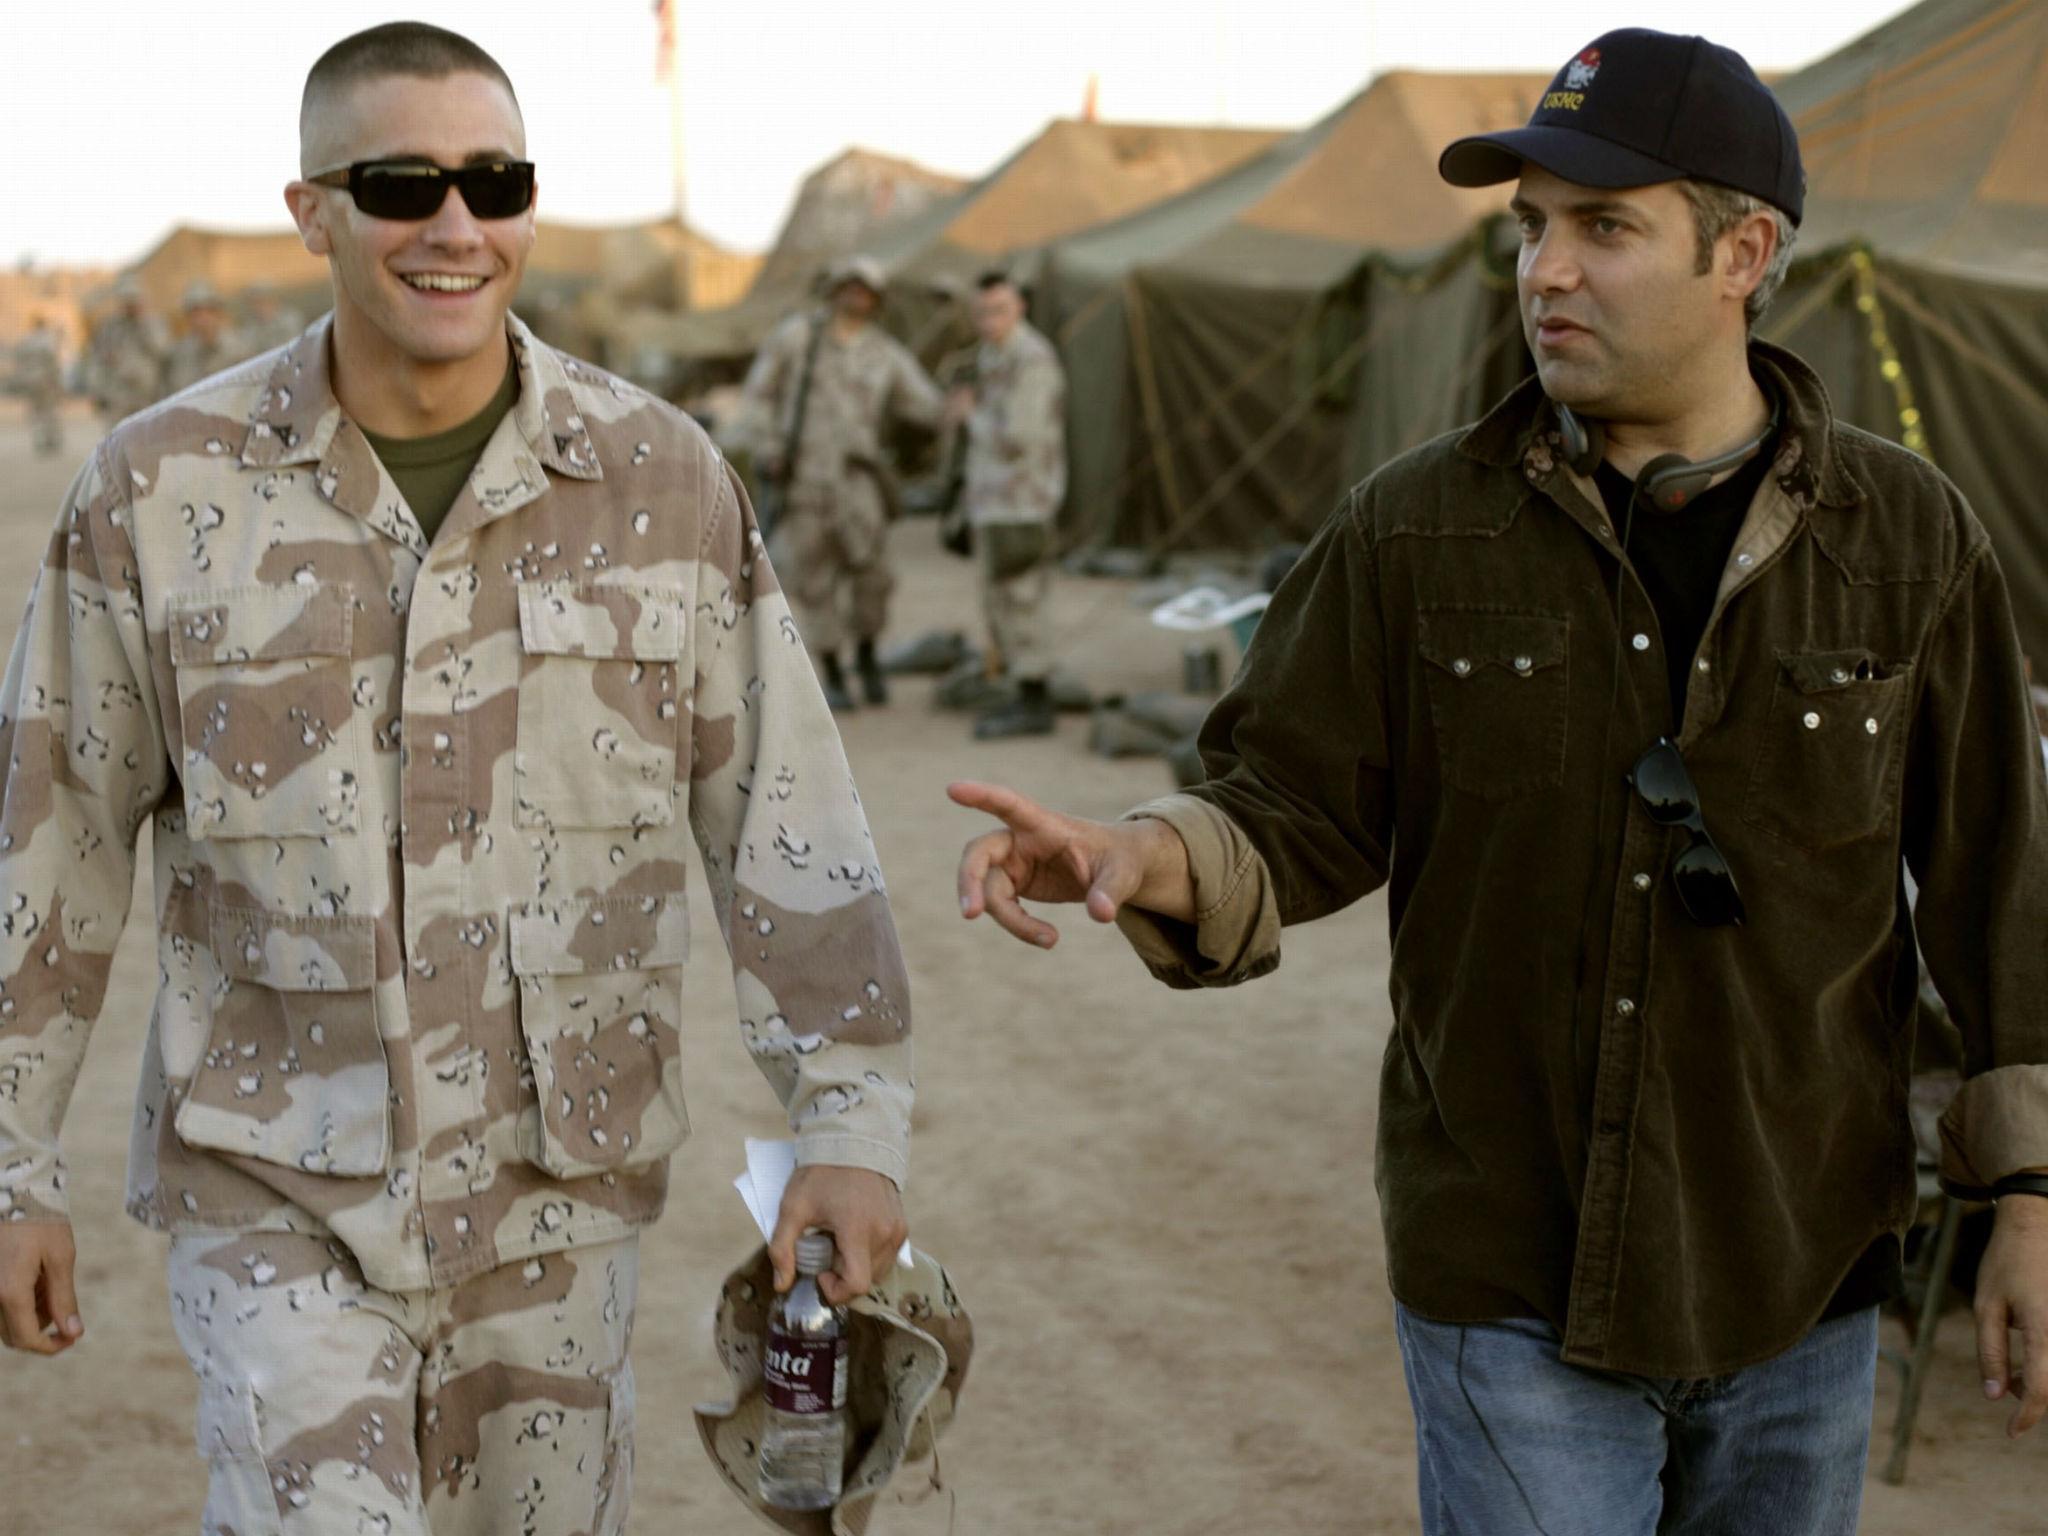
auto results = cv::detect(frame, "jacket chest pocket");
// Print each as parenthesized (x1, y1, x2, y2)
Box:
(1741, 650, 1913, 851)
(175, 904, 389, 1176)
(515, 582, 685, 831)
(1417, 610, 1569, 800)
(166, 584, 360, 839)
(509, 893, 692, 1179)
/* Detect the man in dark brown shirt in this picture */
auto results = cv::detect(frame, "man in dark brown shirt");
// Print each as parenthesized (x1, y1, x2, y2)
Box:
(953, 28, 2048, 1535)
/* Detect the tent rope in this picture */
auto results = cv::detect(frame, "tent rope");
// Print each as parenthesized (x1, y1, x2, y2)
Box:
(1040, 304, 1525, 668)
(1867, 261, 2048, 435)
(1121, 278, 1193, 530)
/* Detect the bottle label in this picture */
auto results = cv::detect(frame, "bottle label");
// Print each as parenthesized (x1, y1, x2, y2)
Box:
(764, 1328, 847, 1415)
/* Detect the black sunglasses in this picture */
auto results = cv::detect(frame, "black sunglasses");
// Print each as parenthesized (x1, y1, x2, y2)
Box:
(1628, 738, 1746, 927)
(307, 159, 536, 222)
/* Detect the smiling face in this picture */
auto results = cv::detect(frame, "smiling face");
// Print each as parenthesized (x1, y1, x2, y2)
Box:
(1510, 165, 1722, 424)
(288, 69, 535, 379)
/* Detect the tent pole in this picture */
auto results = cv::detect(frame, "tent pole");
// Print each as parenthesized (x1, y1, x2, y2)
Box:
(1123, 279, 1192, 533)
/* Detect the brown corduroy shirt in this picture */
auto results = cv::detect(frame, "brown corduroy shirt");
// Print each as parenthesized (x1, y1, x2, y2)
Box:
(1118, 344, 2048, 1378)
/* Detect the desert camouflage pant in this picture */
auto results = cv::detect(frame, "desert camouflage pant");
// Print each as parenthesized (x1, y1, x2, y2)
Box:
(975, 520, 1053, 683)
(167, 1230, 638, 1536)
(28, 388, 62, 456)
(772, 472, 894, 655)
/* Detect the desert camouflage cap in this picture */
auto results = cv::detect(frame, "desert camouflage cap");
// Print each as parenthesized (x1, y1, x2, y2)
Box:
(181, 280, 226, 312)
(696, 1243, 972, 1535)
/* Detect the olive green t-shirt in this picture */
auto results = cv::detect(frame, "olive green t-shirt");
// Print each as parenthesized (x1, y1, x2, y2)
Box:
(361, 361, 519, 547)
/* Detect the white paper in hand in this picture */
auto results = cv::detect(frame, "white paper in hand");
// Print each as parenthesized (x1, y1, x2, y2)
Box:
(733, 1138, 913, 1268)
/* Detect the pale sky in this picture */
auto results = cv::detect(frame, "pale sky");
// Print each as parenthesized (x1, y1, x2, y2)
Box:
(3, 0, 1915, 271)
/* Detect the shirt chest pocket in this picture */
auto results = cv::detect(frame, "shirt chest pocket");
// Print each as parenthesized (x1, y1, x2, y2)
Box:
(1741, 649, 1913, 851)
(175, 903, 389, 1176)
(515, 582, 687, 831)
(166, 584, 360, 840)
(1417, 610, 1570, 801)
(508, 894, 692, 1179)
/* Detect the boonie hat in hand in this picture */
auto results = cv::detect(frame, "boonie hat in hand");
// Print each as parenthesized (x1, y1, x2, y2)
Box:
(1439, 29, 1804, 224)
(695, 1243, 973, 1535)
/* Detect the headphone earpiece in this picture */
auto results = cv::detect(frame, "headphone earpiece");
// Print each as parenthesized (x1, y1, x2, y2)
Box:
(1637, 453, 1707, 512)
(1556, 404, 1604, 479)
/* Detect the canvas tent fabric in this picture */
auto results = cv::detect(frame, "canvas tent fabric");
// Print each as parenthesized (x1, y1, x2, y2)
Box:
(1760, 0, 2048, 664)
(1035, 71, 1547, 552)
(643, 119, 1284, 372)
(746, 148, 969, 301)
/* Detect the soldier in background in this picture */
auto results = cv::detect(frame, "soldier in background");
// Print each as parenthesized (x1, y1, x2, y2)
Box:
(83, 275, 166, 424)
(12, 316, 65, 458)
(161, 281, 244, 396)
(738, 257, 943, 711)
(237, 280, 306, 358)
(952, 271, 1068, 740)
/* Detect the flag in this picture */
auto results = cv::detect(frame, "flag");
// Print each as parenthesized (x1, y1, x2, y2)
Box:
(655, 0, 675, 83)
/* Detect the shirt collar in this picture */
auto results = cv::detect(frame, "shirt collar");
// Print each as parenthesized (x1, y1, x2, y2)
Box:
(240, 311, 603, 484)
(1456, 340, 1868, 514)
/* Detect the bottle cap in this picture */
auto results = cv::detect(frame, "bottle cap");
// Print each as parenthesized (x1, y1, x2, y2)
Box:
(794, 1231, 836, 1276)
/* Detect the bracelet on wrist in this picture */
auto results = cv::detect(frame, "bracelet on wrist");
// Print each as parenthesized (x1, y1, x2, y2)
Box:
(1991, 1173, 2048, 1203)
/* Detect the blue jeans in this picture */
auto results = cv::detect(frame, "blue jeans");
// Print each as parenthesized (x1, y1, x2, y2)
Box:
(1394, 1302, 1878, 1536)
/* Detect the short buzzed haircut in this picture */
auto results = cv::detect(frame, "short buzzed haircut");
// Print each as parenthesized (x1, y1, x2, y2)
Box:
(301, 22, 519, 137)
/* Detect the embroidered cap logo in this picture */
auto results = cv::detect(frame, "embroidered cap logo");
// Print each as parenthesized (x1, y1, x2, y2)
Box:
(1565, 47, 1602, 90)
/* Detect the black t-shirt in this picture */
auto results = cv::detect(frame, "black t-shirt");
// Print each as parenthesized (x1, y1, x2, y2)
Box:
(1593, 435, 1904, 1322)
(1595, 446, 1770, 727)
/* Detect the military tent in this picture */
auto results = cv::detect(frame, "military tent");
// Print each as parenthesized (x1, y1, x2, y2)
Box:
(1035, 72, 1547, 551)
(635, 119, 1284, 377)
(1761, 0, 2048, 662)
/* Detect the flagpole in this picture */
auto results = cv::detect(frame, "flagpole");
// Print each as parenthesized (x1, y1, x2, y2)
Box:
(660, 0, 694, 307)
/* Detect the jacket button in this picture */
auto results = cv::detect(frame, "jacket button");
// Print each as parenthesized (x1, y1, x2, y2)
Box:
(1512, 655, 1533, 675)
(1452, 658, 1472, 677)
(1695, 657, 1711, 674)
(1865, 717, 1880, 735)
(1616, 997, 1636, 1017)
(1632, 873, 1652, 892)
(1736, 552, 1755, 568)
(1631, 633, 1650, 652)
(1831, 667, 1850, 684)
(1803, 711, 1822, 730)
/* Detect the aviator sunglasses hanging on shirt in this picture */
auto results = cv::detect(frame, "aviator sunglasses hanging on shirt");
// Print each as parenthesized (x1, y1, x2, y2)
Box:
(308, 158, 537, 221)
(1558, 387, 1781, 928)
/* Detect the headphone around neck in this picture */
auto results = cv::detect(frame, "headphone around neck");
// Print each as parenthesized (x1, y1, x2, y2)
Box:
(1555, 390, 1781, 514)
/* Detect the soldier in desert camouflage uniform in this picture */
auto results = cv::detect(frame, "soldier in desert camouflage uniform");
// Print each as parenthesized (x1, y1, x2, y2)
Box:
(11, 315, 65, 457)
(738, 257, 943, 711)
(0, 24, 912, 1536)
(952, 271, 1068, 739)
(162, 281, 246, 398)
(237, 281, 308, 361)
(84, 274, 168, 424)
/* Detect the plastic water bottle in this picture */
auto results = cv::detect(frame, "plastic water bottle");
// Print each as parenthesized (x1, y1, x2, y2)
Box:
(758, 1231, 850, 1510)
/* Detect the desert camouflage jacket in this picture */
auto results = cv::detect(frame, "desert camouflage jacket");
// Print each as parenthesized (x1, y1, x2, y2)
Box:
(964, 321, 1066, 527)
(0, 314, 913, 1289)
(85, 313, 167, 420)
(737, 312, 942, 492)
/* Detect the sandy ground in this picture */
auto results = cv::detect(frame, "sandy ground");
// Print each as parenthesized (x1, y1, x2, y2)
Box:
(0, 399, 2037, 1533)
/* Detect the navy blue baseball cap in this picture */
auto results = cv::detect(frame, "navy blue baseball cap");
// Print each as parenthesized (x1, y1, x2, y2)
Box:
(1439, 29, 1804, 225)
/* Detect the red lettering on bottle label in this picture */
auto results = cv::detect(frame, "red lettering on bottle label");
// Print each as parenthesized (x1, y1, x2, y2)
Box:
(764, 1329, 847, 1415)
